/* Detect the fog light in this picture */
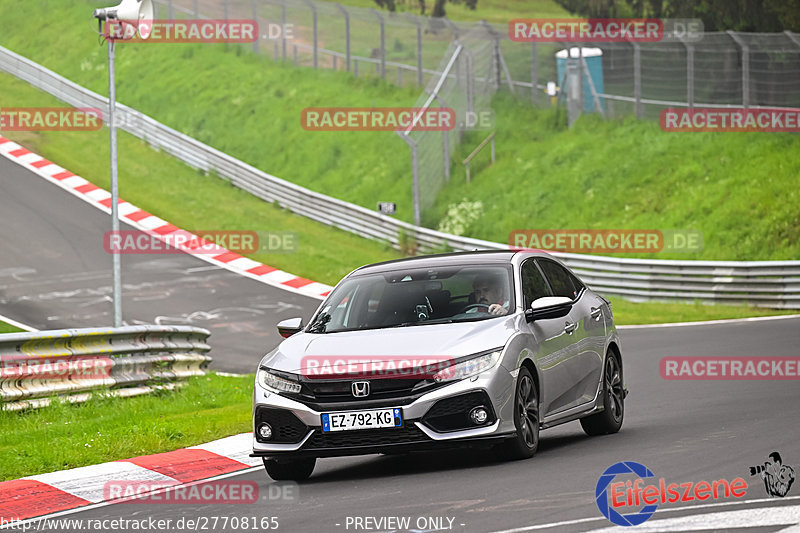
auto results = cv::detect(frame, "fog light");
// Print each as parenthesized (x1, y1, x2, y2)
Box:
(258, 423, 273, 440)
(469, 407, 489, 425)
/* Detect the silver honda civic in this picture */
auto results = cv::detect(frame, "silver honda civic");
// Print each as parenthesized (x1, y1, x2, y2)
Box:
(252, 251, 627, 480)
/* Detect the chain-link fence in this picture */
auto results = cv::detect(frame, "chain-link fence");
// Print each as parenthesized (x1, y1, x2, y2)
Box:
(396, 28, 495, 224)
(155, 1, 800, 115)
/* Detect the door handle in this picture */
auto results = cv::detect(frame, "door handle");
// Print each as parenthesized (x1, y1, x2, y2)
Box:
(591, 307, 602, 321)
(564, 321, 577, 334)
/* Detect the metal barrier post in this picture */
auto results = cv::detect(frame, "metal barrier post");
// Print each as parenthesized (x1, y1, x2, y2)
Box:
(632, 42, 642, 118)
(370, 9, 386, 78)
(252, 0, 259, 54)
(728, 31, 750, 108)
(406, 14, 422, 86)
(335, 3, 350, 72)
(531, 41, 538, 104)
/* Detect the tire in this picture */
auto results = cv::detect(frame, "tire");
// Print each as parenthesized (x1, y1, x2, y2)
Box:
(497, 366, 539, 460)
(580, 352, 624, 436)
(263, 457, 316, 481)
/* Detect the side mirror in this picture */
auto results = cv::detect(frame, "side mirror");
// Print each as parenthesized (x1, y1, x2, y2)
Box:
(277, 317, 303, 338)
(525, 297, 573, 322)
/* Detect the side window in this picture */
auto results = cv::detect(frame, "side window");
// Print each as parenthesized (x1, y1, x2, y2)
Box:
(538, 260, 579, 300)
(521, 260, 552, 308)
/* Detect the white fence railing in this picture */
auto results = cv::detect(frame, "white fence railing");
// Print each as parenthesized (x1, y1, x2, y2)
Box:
(1, 45, 798, 308)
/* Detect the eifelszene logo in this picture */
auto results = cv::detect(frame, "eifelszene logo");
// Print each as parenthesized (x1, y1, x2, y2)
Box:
(596, 461, 748, 526)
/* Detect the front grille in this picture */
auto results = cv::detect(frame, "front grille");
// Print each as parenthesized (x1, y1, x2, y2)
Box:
(254, 407, 308, 444)
(287, 378, 449, 409)
(303, 423, 430, 449)
(421, 391, 496, 432)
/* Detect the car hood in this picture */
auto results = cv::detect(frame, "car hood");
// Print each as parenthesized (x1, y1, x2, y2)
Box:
(261, 316, 518, 375)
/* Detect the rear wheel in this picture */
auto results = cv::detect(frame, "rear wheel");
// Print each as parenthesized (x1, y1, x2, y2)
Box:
(497, 366, 539, 460)
(580, 352, 624, 436)
(263, 457, 316, 481)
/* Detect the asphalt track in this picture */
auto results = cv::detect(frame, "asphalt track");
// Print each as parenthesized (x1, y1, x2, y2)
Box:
(0, 155, 322, 374)
(2, 153, 800, 531)
(2, 315, 796, 532)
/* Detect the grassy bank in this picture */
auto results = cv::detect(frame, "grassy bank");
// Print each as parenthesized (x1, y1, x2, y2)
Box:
(0, 1, 798, 262)
(0, 373, 253, 481)
(0, 72, 401, 286)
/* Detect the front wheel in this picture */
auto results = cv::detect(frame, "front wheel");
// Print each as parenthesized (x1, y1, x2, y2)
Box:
(496, 366, 539, 460)
(263, 457, 316, 481)
(580, 352, 624, 436)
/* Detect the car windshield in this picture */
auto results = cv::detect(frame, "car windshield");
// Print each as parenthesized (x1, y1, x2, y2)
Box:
(307, 265, 515, 333)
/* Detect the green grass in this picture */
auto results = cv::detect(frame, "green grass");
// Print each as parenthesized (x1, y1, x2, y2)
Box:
(0, 373, 253, 481)
(608, 297, 797, 325)
(432, 99, 800, 261)
(318, 0, 573, 23)
(0, 321, 24, 334)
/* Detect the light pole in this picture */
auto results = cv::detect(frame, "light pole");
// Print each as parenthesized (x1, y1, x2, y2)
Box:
(93, 0, 153, 327)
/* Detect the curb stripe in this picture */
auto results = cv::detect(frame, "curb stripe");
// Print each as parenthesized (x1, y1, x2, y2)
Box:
(0, 479, 90, 521)
(123, 449, 250, 483)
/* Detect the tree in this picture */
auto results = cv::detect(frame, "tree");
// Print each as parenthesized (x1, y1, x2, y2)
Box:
(552, 0, 800, 31)
(372, 0, 478, 17)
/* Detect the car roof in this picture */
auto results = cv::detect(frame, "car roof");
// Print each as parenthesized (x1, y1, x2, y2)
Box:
(349, 250, 551, 277)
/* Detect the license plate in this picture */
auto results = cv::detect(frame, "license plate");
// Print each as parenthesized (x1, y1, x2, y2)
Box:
(321, 408, 402, 432)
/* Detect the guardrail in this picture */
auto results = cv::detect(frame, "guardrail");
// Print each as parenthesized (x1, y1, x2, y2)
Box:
(0, 325, 211, 410)
(1, 45, 798, 309)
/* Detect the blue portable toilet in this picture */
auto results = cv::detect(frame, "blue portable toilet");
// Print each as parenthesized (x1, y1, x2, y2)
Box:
(556, 47, 604, 113)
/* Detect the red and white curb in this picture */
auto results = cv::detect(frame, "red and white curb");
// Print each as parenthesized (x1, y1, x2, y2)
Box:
(0, 432, 255, 521)
(0, 136, 332, 300)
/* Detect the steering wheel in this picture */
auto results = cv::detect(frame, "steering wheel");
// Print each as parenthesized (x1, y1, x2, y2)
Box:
(462, 303, 491, 313)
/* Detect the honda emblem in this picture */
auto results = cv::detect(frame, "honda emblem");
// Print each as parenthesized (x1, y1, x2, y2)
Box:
(351, 381, 370, 397)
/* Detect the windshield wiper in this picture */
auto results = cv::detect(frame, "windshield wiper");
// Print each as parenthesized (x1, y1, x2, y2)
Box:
(389, 318, 455, 328)
(308, 312, 331, 333)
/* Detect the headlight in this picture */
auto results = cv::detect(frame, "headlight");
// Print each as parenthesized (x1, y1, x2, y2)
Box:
(432, 350, 502, 382)
(257, 368, 302, 394)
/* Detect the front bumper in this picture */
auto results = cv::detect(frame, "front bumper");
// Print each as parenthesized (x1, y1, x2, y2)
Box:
(252, 367, 516, 459)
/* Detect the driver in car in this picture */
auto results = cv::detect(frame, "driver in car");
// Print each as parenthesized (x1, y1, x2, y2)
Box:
(471, 275, 510, 316)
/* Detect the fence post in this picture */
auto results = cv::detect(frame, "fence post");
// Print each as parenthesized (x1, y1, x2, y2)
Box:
(434, 94, 450, 183)
(282, 2, 287, 59)
(531, 41, 538, 105)
(632, 42, 642, 118)
(310, 0, 319, 68)
(168, 0, 174, 19)
(397, 134, 421, 226)
(407, 14, 423, 86)
(370, 9, 386, 78)
(679, 36, 695, 109)
(727, 31, 750, 108)
(223, 0, 228, 21)
(193, 0, 199, 18)
(252, 0, 259, 54)
(335, 4, 351, 72)
(577, 45, 584, 112)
